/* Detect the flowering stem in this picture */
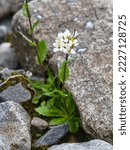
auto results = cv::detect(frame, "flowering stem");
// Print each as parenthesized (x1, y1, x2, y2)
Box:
(63, 54, 68, 83)
(62, 54, 69, 114)
(25, 0, 33, 32)
(25, 0, 45, 77)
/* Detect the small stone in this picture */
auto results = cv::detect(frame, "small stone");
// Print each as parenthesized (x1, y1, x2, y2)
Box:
(31, 117, 49, 132)
(0, 68, 26, 80)
(34, 124, 69, 148)
(0, 101, 31, 149)
(49, 139, 113, 150)
(0, 68, 12, 80)
(0, 83, 32, 103)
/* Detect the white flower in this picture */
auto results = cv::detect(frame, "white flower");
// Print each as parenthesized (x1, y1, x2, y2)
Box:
(26, 71, 32, 78)
(63, 29, 71, 38)
(53, 38, 64, 52)
(53, 29, 78, 55)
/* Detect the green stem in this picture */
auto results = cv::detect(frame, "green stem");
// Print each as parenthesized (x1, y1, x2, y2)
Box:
(25, 0, 33, 32)
(63, 54, 69, 83)
(25, 0, 45, 77)
(62, 54, 69, 114)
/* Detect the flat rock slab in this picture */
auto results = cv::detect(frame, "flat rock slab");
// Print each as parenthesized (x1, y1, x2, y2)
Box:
(0, 83, 31, 103)
(12, 0, 113, 143)
(0, 101, 31, 150)
(49, 139, 113, 150)
(34, 124, 69, 148)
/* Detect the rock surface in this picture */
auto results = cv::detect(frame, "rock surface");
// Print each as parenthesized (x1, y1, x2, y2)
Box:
(34, 124, 69, 148)
(0, 101, 31, 150)
(0, 83, 32, 103)
(31, 117, 48, 132)
(12, 0, 113, 143)
(12, 0, 112, 74)
(49, 139, 113, 150)
(0, 42, 18, 69)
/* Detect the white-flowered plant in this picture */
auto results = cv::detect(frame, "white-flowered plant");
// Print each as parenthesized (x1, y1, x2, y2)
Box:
(53, 29, 78, 54)
(21, 0, 82, 133)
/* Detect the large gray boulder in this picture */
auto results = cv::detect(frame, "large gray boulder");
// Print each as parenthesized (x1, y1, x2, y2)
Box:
(49, 139, 113, 150)
(12, 0, 112, 74)
(0, 101, 31, 150)
(12, 0, 113, 143)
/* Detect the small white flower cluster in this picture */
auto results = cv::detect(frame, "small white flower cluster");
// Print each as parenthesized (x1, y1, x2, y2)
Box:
(25, 71, 32, 78)
(53, 29, 78, 54)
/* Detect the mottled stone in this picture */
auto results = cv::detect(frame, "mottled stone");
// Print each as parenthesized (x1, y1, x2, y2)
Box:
(49, 139, 113, 150)
(0, 101, 31, 150)
(0, 42, 18, 69)
(31, 117, 48, 132)
(34, 124, 69, 148)
(12, 0, 113, 143)
(0, 83, 32, 103)
(0, 136, 10, 150)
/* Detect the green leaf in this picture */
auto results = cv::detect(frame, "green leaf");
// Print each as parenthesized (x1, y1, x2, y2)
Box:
(32, 97, 39, 104)
(29, 80, 44, 92)
(53, 89, 68, 97)
(47, 69, 55, 84)
(36, 40, 48, 65)
(49, 118, 67, 125)
(29, 20, 39, 35)
(47, 98, 55, 106)
(18, 31, 36, 47)
(35, 105, 65, 117)
(66, 93, 76, 115)
(68, 121, 79, 133)
(22, 3, 28, 17)
(53, 97, 67, 114)
(58, 61, 69, 83)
